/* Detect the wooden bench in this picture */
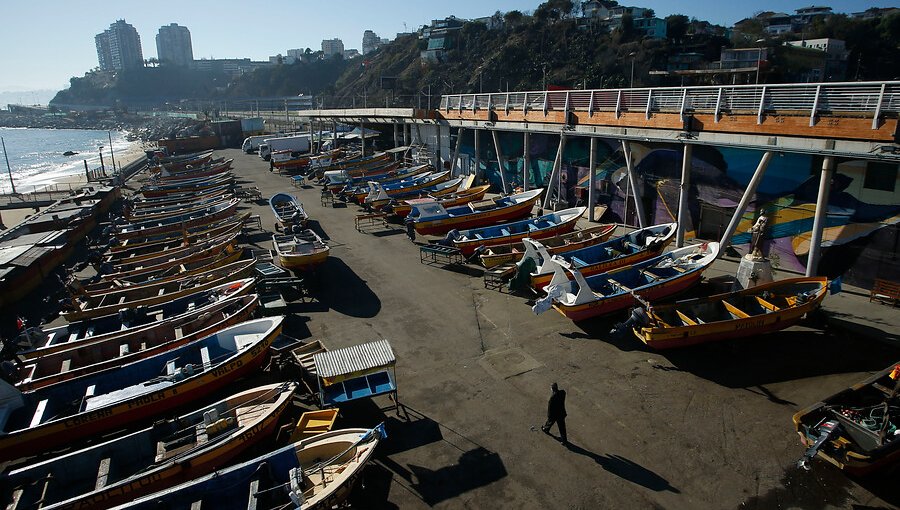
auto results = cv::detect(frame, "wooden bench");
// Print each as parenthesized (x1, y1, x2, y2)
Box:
(870, 278, 900, 307)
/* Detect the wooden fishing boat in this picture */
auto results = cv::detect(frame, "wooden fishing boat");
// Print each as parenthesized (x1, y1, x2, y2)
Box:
(152, 156, 230, 177)
(150, 150, 214, 170)
(18, 294, 259, 390)
(273, 230, 329, 271)
(113, 198, 240, 240)
(87, 249, 243, 292)
(62, 257, 253, 321)
(126, 185, 232, 212)
(632, 277, 828, 349)
(391, 184, 490, 218)
(115, 427, 382, 510)
(793, 362, 900, 476)
(324, 163, 429, 193)
(270, 193, 308, 229)
(410, 188, 544, 236)
(141, 175, 234, 198)
(363, 173, 459, 209)
(102, 227, 239, 267)
(124, 194, 233, 222)
(100, 232, 240, 281)
(444, 206, 585, 256)
(152, 159, 233, 182)
(18, 279, 256, 358)
(527, 223, 677, 290)
(1, 382, 297, 510)
(79, 255, 249, 299)
(478, 223, 616, 269)
(0, 317, 283, 463)
(343, 170, 435, 204)
(272, 150, 313, 171)
(536, 242, 719, 321)
(109, 213, 248, 253)
(101, 221, 243, 265)
(312, 152, 392, 179)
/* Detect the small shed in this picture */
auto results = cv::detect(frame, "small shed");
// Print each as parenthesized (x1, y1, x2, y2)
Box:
(313, 339, 398, 409)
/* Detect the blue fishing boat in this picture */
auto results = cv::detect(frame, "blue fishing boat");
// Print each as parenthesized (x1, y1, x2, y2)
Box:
(269, 193, 308, 229)
(445, 206, 585, 256)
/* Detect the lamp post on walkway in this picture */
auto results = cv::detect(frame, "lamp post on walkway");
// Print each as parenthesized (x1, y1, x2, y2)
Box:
(1, 137, 15, 194)
(755, 39, 766, 85)
(629, 52, 636, 88)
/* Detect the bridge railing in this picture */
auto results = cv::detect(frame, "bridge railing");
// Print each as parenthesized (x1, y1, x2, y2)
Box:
(440, 81, 900, 127)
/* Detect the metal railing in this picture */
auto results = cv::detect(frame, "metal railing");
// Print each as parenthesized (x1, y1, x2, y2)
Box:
(440, 81, 900, 128)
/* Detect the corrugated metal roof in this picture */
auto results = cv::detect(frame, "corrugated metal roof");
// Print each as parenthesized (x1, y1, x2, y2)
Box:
(314, 339, 395, 378)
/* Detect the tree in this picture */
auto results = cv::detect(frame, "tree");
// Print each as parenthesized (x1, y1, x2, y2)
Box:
(504, 9, 524, 26)
(666, 14, 690, 42)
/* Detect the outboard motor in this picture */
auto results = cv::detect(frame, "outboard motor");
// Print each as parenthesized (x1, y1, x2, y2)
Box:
(610, 307, 650, 337)
(797, 419, 842, 471)
(438, 229, 460, 247)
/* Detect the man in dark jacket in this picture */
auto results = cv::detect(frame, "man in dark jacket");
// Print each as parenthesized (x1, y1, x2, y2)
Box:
(541, 382, 567, 445)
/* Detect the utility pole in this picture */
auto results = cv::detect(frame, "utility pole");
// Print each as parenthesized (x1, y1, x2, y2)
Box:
(1, 137, 15, 194)
(107, 131, 117, 174)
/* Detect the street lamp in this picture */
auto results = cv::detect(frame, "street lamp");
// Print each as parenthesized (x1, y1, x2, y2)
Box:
(629, 52, 636, 88)
(755, 38, 766, 85)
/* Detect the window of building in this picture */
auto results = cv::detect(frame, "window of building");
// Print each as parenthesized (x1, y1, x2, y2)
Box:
(864, 162, 898, 192)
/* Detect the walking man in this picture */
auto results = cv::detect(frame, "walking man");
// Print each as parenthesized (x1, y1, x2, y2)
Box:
(542, 382, 568, 445)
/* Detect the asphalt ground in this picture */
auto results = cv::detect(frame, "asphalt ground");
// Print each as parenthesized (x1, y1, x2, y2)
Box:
(16, 148, 900, 509)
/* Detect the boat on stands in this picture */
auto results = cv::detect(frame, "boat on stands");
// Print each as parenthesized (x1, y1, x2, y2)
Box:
(99, 231, 240, 280)
(363, 174, 461, 209)
(86, 249, 243, 293)
(478, 223, 616, 269)
(0, 316, 283, 463)
(109, 213, 248, 253)
(150, 150, 214, 171)
(62, 257, 253, 321)
(632, 277, 828, 349)
(17, 279, 256, 358)
(535, 242, 719, 321)
(102, 221, 243, 264)
(410, 188, 544, 236)
(141, 175, 234, 198)
(794, 362, 900, 476)
(151, 159, 233, 182)
(116, 427, 382, 510)
(1, 382, 297, 510)
(151, 155, 227, 175)
(360, 172, 453, 208)
(324, 163, 429, 194)
(124, 194, 233, 222)
(269, 193, 308, 229)
(18, 294, 259, 390)
(126, 185, 232, 212)
(273, 230, 329, 271)
(526, 223, 677, 290)
(312, 152, 392, 179)
(339, 168, 431, 201)
(443, 206, 585, 256)
(102, 226, 239, 267)
(391, 183, 490, 218)
(113, 198, 240, 240)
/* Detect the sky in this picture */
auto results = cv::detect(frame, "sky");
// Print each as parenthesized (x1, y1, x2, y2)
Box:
(0, 0, 895, 94)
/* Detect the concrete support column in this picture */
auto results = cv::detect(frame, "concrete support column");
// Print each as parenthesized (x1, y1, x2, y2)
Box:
(806, 156, 835, 276)
(491, 130, 508, 194)
(588, 137, 597, 221)
(393, 122, 399, 148)
(316, 123, 323, 154)
(449, 128, 463, 177)
(403, 123, 410, 146)
(622, 140, 646, 228)
(332, 120, 337, 150)
(361, 120, 366, 155)
(523, 132, 531, 191)
(719, 151, 774, 252)
(473, 129, 481, 180)
(676, 143, 693, 247)
(543, 134, 567, 210)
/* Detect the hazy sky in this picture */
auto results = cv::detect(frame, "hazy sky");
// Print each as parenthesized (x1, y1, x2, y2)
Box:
(1, 0, 895, 92)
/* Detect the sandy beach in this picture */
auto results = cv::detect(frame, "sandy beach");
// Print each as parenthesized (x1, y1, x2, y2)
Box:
(16, 141, 150, 195)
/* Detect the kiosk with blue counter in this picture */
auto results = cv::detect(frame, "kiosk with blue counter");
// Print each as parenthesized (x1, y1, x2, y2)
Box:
(313, 339, 398, 409)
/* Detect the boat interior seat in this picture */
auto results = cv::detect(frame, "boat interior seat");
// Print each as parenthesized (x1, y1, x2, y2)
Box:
(501, 229, 511, 236)
(528, 224, 539, 232)
(474, 234, 484, 240)
(625, 241, 642, 251)
(119, 344, 130, 356)
(570, 256, 587, 267)
(610, 280, 632, 292)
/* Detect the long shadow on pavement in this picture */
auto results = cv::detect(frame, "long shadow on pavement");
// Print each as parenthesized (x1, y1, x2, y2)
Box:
(558, 439, 679, 492)
(313, 256, 381, 318)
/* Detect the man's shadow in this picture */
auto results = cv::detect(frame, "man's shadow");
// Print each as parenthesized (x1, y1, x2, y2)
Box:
(557, 438, 680, 493)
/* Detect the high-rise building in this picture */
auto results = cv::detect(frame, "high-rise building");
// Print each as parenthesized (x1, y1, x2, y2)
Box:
(95, 19, 144, 71)
(321, 38, 344, 58)
(156, 23, 193, 66)
(362, 30, 380, 55)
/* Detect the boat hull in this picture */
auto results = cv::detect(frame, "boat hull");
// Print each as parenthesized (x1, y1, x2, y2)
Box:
(532, 245, 666, 290)
(452, 215, 581, 256)
(479, 224, 616, 268)
(413, 196, 540, 236)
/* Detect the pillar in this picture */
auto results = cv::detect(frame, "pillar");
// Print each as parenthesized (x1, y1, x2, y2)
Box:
(473, 129, 481, 180)
(719, 151, 774, 252)
(450, 127, 463, 177)
(523, 132, 531, 191)
(361, 120, 366, 155)
(806, 156, 835, 276)
(403, 123, 410, 146)
(393, 122, 400, 148)
(622, 140, 646, 228)
(491, 130, 508, 193)
(588, 137, 597, 221)
(543, 134, 567, 210)
(676, 144, 692, 247)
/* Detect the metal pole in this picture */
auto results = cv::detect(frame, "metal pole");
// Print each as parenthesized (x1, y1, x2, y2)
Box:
(449, 127, 463, 177)
(675, 143, 692, 247)
(393, 122, 399, 148)
(719, 151, 773, 252)
(491, 130, 508, 194)
(83, 159, 90, 183)
(107, 131, 117, 174)
(624, 167, 631, 226)
(622, 140, 646, 228)
(332, 120, 337, 150)
(543, 134, 566, 210)
(99, 148, 106, 176)
(806, 156, 834, 276)
(522, 131, 531, 191)
(403, 123, 410, 146)
(317, 123, 323, 154)
(1, 137, 14, 194)
(361, 120, 366, 156)
(588, 137, 597, 221)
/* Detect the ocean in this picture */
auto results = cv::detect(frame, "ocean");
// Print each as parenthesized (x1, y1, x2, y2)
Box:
(0, 127, 134, 194)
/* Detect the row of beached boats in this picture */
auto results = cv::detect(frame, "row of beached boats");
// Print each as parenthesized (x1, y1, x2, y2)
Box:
(0, 150, 379, 509)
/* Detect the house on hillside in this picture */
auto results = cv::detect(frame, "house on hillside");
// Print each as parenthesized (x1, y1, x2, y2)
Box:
(420, 16, 465, 63)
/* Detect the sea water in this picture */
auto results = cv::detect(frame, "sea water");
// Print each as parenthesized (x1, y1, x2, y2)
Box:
(0, 127, 133, 193)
